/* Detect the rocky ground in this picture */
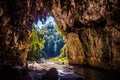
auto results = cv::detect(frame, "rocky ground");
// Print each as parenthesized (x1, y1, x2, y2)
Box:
(0, 62, 84, 80)
(27, 61, 85, 80)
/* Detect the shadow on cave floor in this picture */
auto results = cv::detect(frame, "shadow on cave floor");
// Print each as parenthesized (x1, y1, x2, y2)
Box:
(27, 60, 120, 80)
(27, 60, 85, 80)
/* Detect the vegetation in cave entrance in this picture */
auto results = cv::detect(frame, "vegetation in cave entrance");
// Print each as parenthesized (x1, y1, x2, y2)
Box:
(27, 16, 68, 64)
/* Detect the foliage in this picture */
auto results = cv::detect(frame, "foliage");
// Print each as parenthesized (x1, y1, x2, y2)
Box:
(27, 29, 45, 60)
(49, 57, 68, 65)
(28, 22, 66, 61)
(54, 24, 66, 40)
(41, 23, 65, 58)
(59, 44, 67, 58)
(49, 44, 68, 64)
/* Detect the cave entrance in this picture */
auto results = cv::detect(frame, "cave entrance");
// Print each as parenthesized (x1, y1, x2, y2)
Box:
(27, 16, 68, 64)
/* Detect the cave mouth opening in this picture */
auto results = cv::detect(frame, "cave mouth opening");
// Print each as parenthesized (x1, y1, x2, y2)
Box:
(27, 16, 68, 64)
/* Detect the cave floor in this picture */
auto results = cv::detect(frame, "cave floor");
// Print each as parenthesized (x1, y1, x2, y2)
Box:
(27, 61, 85, 80)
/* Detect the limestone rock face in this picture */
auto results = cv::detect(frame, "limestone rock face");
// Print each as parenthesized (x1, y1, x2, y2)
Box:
(0, 0, 32, 65)
(79, 27, 120, 70)
(67, 27, 120, 70)
(47, 0, 120, 70)
(67, 33, 85, 64)
(0, 0, 120, 70)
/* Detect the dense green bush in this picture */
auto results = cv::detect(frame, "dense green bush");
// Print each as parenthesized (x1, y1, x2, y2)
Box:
(27, 22, 66, 60)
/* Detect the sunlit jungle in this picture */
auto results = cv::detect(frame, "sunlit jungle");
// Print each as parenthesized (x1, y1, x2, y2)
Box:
(0, 0, 120, 80)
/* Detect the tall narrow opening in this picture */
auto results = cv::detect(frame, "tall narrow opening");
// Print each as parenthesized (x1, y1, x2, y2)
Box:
(27, 16, 68, 64)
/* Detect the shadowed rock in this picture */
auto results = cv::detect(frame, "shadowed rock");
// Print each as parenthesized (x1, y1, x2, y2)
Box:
(43, 67, 58, 80)
(0, 64, 31, 80)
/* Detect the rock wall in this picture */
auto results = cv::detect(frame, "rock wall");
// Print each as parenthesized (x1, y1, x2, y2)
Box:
(48, 0, 120, 70)
(0, 0, 120, 70)
(67, 27, 120, 70)
(0, 0, 32, 65)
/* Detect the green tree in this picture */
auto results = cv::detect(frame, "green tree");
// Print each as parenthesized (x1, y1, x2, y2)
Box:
(59, 44, 67, 58)
(27, 30, 45, 60)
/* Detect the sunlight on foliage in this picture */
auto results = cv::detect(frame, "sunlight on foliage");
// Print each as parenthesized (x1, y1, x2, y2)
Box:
(54, 24, 66, 40)
(41, 23, 65, 58)
(28, 17, 67, 62)
(49, 57, 68, 65)
(49, 44, 68, 64)
(27, 30, 45, 60)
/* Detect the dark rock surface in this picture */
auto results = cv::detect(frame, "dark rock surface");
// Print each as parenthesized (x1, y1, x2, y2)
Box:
(28, 67, 85, 80)
(0, 0, 31, 66)
(0, 64, 31, 80)
(0, 0, 120, 70)
(43, 67, 58, 80)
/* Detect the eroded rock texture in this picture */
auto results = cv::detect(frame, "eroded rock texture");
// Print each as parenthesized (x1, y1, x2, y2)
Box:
(0, 0, 120, 70)
(0, 0, 32, 65)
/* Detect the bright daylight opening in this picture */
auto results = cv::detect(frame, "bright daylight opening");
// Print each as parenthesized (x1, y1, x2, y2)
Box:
(27, 16, 68, 64)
